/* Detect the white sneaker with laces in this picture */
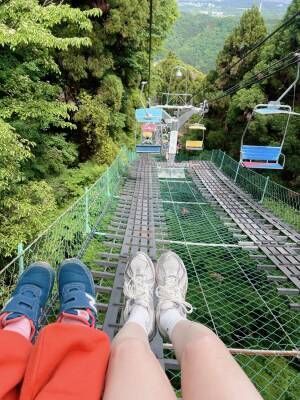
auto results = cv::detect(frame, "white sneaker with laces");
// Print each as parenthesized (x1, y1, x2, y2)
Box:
(123, 252, 155, 337)
(156, 251, 193, 338)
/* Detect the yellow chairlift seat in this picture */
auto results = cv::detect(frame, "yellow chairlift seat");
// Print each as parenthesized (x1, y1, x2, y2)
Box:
(186, 140, 203, 151)
(142, 131, 153, 139)
(189, 123, 206, 131)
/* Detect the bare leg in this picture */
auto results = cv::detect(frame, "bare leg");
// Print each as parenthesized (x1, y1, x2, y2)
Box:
(103, 322, 176, 400)
(171, 320, 263, 400)
(155, 251, 262, 400)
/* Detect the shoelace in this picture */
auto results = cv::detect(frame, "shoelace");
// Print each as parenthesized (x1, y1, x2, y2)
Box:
(124, 275, 152, 307)
(155, 276, 194, 314)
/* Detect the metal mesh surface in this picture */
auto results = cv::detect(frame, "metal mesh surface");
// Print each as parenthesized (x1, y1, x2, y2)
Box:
(211, 150, 300, 230)
(158, 170, 300, 400)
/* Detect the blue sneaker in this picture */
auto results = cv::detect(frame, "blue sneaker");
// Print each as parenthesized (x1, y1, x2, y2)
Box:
(0, 262, 54, 339)
(57, 258, 97, 327)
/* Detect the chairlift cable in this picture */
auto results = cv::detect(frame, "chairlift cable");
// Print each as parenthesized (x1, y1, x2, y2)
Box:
(219, 11, 300, 80)
(148, 0, 153, 99)
(220, 51, 298, 97)
(190, 11, 300, 104)
(211, 57, 299, 102)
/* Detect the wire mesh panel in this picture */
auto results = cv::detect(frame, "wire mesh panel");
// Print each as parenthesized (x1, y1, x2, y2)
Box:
(1, 149, 299, 399)
(158, 169, 300, 400)
(211, 150, 300, 230)
(0, 148, 136, 308)
(265, 180, 300, 231)
(160, 179, 237, 244)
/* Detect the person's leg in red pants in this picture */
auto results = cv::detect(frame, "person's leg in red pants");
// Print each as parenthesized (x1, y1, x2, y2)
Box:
(0, 330, 32, 400)
(0, 259, 110, 400)
(20, 321, 109, 400)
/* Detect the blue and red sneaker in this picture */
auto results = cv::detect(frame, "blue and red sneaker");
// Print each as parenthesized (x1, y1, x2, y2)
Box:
(0, 261, 55, 340)
(57, 258, 97, 327)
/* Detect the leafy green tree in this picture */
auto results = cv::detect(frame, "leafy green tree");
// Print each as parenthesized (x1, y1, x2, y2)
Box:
(58, 0, 178, 159)
(215, 7, 267, 90)
(0, 0, 179, 262)
(0, 119, 31, 194)
(0, 1, 100, 260)
(154, 52, 205, 104)
(0, 181, 57, 258)
(201, 1, 300, 187)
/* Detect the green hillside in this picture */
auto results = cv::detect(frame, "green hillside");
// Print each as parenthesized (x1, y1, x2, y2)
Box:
(162, 13, 238, 72)
(162, 12, 280, 73)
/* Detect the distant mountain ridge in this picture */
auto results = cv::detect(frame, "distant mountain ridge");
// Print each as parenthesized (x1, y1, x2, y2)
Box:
(161, 13, 238, 73)
(162, 11, 281, 73)
(178, 0, 291, 18)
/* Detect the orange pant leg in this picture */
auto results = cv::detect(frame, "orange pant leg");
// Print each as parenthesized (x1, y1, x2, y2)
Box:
(0, 330, 32, 400)
(20, 323, 110, 400)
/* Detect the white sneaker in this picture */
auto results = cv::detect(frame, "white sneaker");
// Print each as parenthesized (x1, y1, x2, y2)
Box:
(156, 251, 193, 338)
(123, 252, 155, 337)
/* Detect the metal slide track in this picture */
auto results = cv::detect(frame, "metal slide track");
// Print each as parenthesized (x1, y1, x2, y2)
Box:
(91, 156, 166, 362)
(190, 162, 300, 305)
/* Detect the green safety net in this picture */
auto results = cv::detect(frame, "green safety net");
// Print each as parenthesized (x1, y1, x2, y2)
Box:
(157, 173, 299, 399)
(211, 149, 300, 231)
(0, 148, 136, 311)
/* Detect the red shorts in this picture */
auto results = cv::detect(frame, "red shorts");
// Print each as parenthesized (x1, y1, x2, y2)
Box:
(0, 323, 110, 400)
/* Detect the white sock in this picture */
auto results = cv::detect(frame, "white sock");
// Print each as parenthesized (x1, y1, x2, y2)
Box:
(160, 309, 185, 339)
(126, 305, 150, 335)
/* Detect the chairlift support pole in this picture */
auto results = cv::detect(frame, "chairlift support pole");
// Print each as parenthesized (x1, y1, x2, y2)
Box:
(277, 53, 300, 103)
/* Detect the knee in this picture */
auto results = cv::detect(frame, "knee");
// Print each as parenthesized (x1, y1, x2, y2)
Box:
(111, 337, 149, 359)
(182, 330, 225, 360)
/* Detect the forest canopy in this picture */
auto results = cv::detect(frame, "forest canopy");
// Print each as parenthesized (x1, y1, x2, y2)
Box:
(0, 0, 177, 261)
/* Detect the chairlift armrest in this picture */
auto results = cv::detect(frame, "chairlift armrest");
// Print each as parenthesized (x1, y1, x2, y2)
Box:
(280, 153, 286, 168)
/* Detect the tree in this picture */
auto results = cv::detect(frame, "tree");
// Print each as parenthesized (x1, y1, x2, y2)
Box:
(0, 1, 100, 260)
(0, 0, 179, 262)
(0, 119, 31, 194)
(154, 52, 205, 104)
(199, 1, 300, 187)
(215, 7, 267, 90)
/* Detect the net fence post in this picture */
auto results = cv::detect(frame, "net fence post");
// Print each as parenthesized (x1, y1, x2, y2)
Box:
(106, 169, 111, 198)
(219, 151, 225, 170)
(17, 242, 24, 276)
(210, 150, 214, 161)
(85, 187, 91, 234)
(260, 176, 270, 204)
(234, 162, 240, 183)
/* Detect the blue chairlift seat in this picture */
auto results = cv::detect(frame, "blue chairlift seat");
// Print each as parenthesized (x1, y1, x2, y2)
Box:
(136, 145, 161, 154)
(241, 145, 284, 170)
(254, 103, 300, 117)
(135, 108, 163, 123)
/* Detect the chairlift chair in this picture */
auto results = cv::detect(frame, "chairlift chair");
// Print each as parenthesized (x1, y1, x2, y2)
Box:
(142, 131, 153, 140)
(186, 124, 206, 151)
(135, 107, 162, 154)
(240, 56, 300, 170)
